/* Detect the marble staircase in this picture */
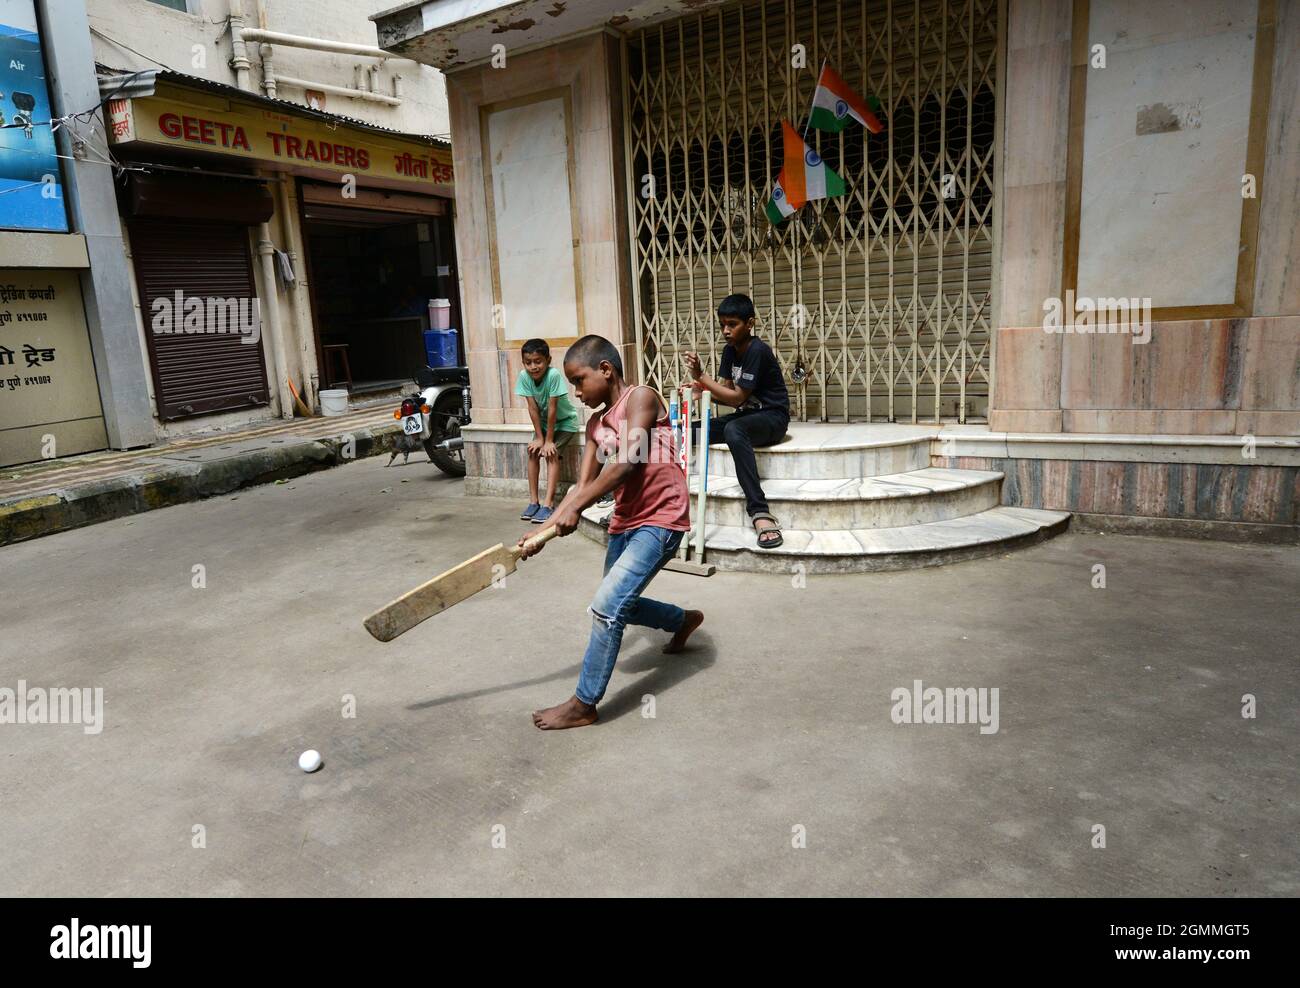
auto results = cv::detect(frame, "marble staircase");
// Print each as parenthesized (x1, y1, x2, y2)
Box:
(578, 423, 1070, 573)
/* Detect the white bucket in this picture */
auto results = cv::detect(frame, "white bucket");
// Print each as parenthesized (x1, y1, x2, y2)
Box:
(319, 388, 349, 417)
(428, 298, 451, 330)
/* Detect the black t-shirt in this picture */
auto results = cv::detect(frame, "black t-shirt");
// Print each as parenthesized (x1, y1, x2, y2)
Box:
(718, 338, 789, 415)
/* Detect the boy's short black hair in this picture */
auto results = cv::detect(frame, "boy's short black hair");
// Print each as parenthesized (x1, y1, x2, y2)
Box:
(717, 292, 756, 322)
(564, 334, 623, 377)
(521, 338, 550, 359)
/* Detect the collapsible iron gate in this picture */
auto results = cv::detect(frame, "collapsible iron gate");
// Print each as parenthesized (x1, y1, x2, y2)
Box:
(622, 0, 998, 422)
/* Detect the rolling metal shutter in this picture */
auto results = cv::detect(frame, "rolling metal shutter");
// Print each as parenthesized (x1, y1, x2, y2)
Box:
(623, 0, 998, 422)
(129, 220, 271, 420)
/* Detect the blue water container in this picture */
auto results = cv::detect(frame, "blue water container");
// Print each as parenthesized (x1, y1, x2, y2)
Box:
(423, 328, 459, 368)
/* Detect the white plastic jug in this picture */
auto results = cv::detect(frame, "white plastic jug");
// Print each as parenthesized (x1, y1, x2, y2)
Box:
(428, 298, 451, 330)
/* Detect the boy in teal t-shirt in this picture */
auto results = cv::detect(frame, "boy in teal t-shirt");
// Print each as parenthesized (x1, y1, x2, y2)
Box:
(515, 338, 581, 523)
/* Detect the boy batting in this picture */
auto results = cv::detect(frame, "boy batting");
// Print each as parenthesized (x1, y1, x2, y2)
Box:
(518, 335, 704, 730)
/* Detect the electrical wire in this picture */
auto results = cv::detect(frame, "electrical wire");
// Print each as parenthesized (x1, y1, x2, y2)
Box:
(0, 179, 51, 198)
(88, 28, 185, 74)
(4, 33, 445, 191)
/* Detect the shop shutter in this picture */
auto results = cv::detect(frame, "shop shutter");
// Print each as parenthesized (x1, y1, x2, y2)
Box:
(129, 220, 271, 419)
(623, 0, 998, 422)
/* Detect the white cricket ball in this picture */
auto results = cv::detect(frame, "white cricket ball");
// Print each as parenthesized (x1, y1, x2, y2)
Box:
(298, 749, 323, 773)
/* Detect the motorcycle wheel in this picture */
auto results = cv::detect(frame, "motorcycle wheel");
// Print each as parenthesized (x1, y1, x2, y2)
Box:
(424, 390, 467, 477)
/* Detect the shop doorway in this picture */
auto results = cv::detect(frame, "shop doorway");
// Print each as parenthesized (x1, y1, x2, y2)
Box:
(130, 218, 271, 419)
(298, 182, 461, 396)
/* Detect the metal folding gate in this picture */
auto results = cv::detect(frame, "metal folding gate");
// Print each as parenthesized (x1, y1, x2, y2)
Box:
(621, 0, 998, 422)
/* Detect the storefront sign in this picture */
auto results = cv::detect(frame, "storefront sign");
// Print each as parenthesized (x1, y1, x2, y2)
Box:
(0, 269, 107, 467)
(107, 86, 454, 189)
(0, 0, 68, 231)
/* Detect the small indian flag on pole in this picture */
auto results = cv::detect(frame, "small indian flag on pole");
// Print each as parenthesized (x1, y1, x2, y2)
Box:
(764, 120, 846, 225)
(808, 63, 884, 134)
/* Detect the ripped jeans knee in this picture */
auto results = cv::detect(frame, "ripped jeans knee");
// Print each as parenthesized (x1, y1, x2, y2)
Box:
(587, 595, 634, 631)
(587, 603, 619, 631)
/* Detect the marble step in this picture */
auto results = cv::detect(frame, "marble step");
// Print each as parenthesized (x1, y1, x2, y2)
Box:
(686, 468, 1003, 530)
(703, 436, 932, 480)
(578, 505, 1070, 574)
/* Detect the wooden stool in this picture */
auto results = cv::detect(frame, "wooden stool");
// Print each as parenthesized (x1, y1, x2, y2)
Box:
(322, 344, 352, 390)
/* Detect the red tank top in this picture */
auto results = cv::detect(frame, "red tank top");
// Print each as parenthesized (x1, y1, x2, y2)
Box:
(587, 385, 692, 534)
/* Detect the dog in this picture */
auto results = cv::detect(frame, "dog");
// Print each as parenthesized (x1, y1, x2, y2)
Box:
(386, 432, 423, 467)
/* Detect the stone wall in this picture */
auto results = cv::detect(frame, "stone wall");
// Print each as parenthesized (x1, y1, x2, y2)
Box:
(445, 33, 633, 431)
(992, 0, 1300, 436)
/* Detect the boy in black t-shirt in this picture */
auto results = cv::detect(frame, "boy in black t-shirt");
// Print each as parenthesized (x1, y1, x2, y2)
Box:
(683, 293, 790, 549)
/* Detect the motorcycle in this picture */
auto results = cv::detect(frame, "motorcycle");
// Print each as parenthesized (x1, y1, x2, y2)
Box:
(387, 365, 470, 476)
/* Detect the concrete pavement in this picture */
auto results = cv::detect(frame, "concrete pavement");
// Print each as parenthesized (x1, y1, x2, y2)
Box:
(0, 405, 402, 547)
(0, 454, 1296, 896)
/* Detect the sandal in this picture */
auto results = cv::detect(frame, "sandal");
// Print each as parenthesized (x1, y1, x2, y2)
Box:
(751, 512, 783, 549)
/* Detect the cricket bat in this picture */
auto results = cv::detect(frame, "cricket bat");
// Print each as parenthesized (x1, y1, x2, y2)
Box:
(363, 527, 559, 642)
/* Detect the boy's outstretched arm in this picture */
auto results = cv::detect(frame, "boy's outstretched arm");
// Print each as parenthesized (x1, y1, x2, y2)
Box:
(683, 351, 749, 407)
(525, 396, 544, 454)
(544, 395, 559, 453)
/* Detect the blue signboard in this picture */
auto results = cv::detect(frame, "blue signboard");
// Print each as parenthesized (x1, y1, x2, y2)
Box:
(0, 0, 68, 232)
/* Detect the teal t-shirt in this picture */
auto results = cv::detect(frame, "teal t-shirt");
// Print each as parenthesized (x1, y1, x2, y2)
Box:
(515, 367, 581, 435)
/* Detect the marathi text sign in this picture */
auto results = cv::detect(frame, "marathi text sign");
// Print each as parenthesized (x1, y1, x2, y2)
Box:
(0, 269, 107, 467)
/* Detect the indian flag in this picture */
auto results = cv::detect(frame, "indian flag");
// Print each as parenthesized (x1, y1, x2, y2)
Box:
(807, 64, 884, 134)
(764, 120, 846, 225)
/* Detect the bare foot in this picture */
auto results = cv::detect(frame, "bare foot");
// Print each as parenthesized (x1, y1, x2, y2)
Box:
(532, 696, 599, 730)
(663, 610, 704, 654)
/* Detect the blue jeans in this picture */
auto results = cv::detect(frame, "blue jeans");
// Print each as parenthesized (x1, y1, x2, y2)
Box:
(575, 525, 686, 706)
